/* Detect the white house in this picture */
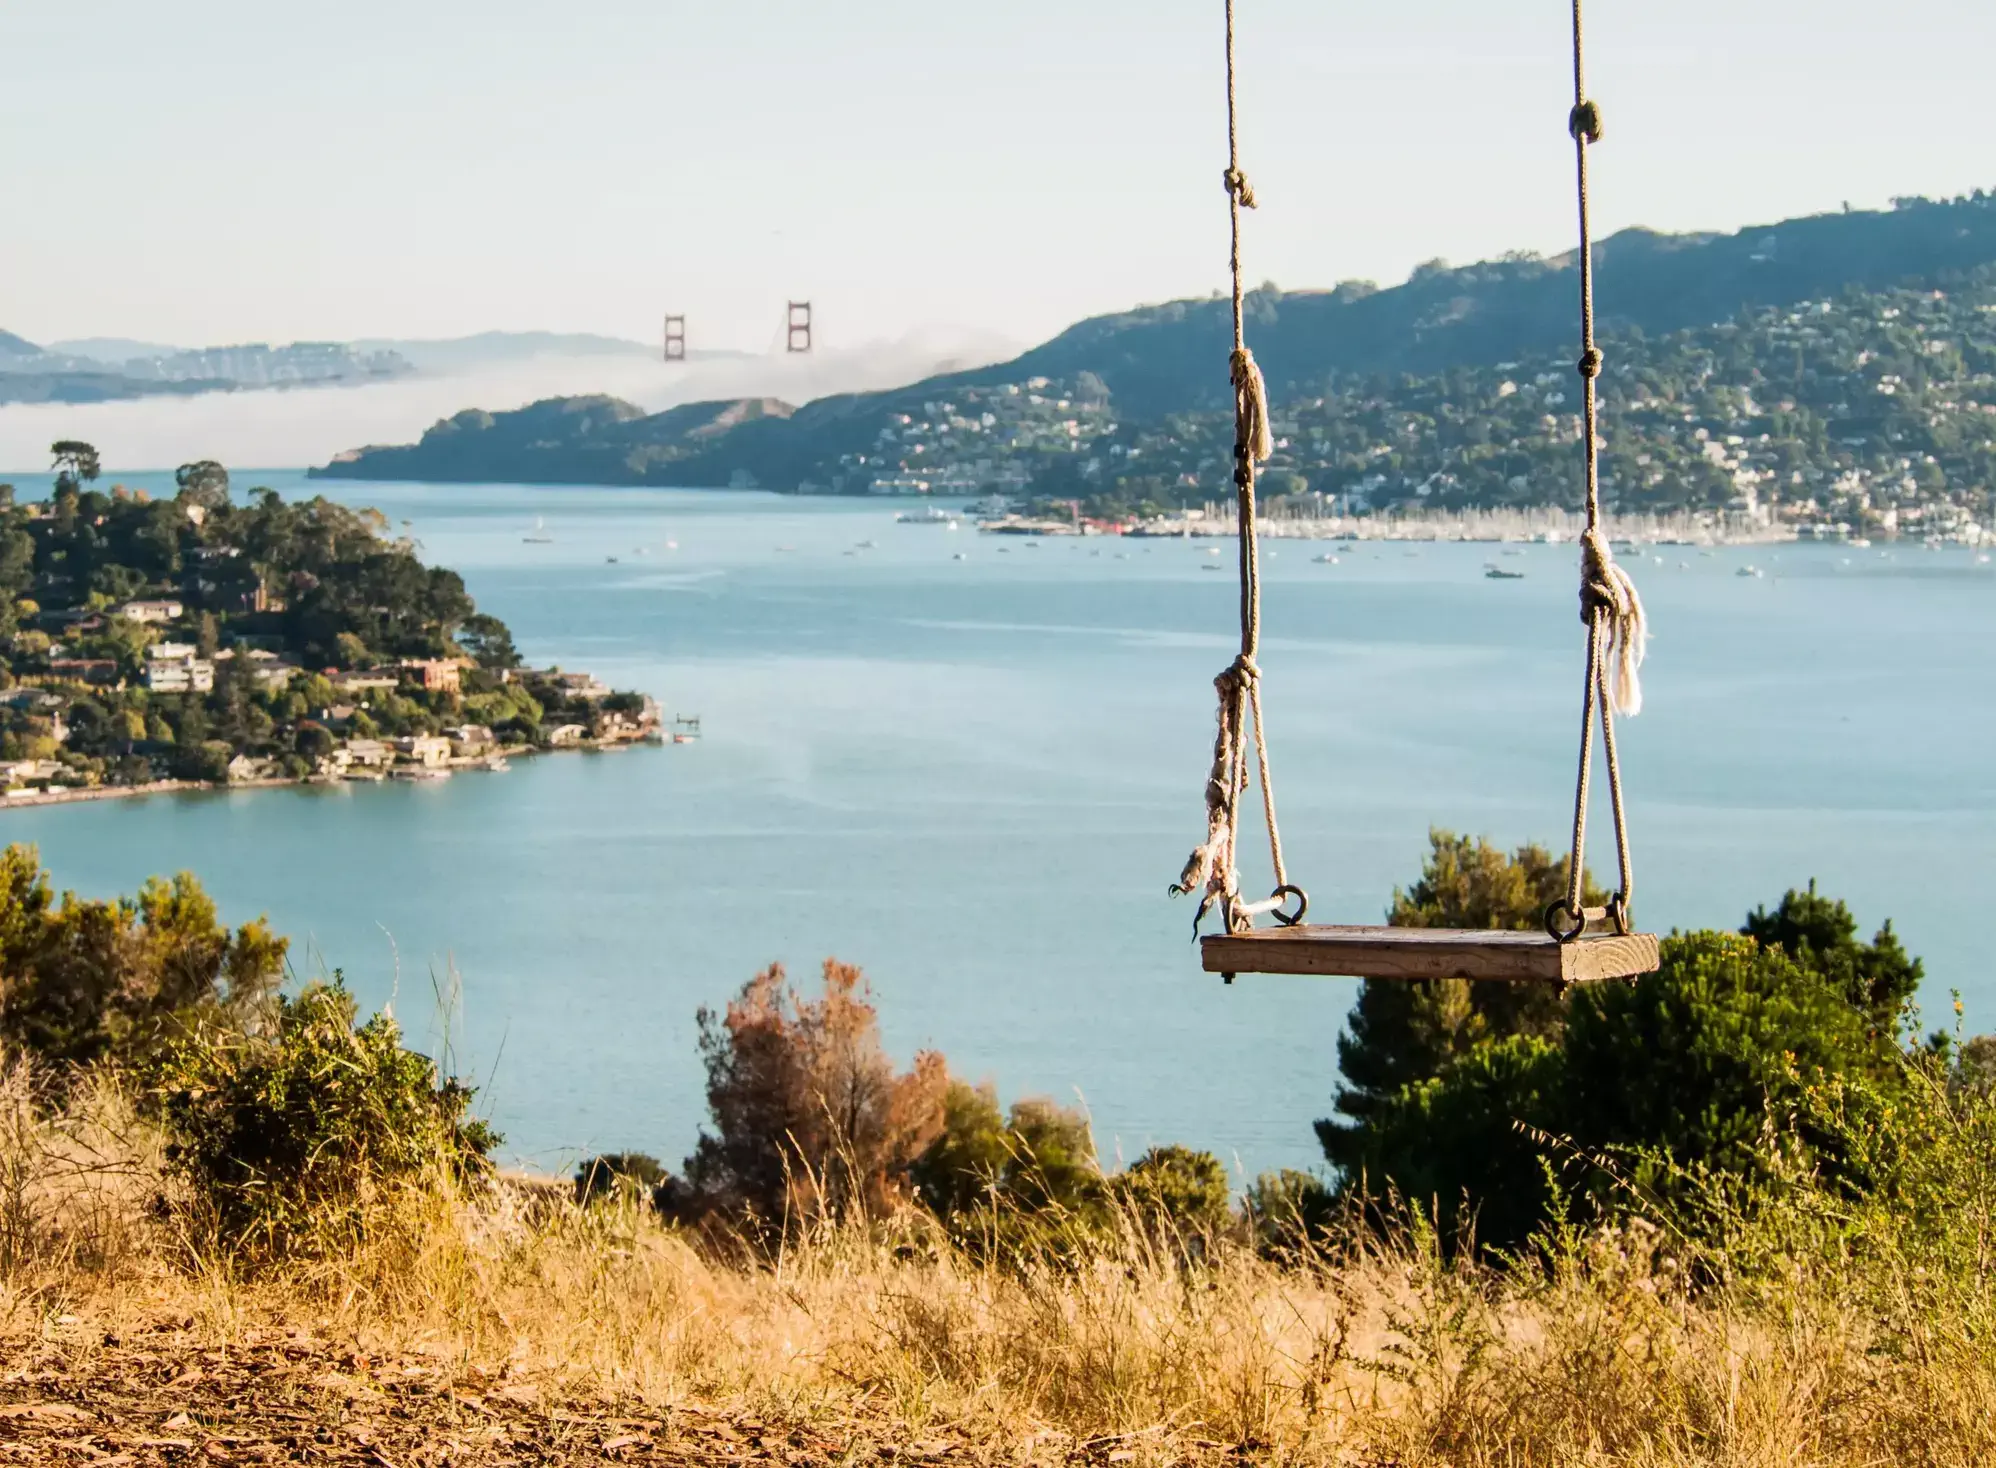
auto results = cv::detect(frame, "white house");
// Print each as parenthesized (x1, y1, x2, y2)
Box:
(393, 734, 452, 768)
(143, 657, 215, 694)
(116, 599, 184, 624)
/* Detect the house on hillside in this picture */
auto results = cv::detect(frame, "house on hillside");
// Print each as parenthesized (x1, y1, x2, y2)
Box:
(400, 658, 464, 693)
(333, 670, 400, 695)
(143, 655, 215, 694)
(340, 738, 392, 773)
(393, 735, 451, 768)
(546, 723, 589, 746)
(116, 598, 184, 624)
(447, 724, 495, 755)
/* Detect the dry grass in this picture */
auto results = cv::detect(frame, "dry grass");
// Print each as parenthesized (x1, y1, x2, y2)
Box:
(3, 1068, 1994, 1466)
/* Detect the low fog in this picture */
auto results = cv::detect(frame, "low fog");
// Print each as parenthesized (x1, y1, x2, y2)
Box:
(0, 326, 1022, 474)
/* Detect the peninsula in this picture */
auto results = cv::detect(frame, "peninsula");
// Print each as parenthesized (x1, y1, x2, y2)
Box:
(0, 446, 662, 803)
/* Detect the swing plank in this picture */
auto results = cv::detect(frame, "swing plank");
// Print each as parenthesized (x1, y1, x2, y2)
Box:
(1201, 924, 1659, 984)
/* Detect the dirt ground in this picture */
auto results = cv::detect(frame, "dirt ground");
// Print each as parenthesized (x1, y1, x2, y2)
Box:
(1, 1317, 1225, 1468)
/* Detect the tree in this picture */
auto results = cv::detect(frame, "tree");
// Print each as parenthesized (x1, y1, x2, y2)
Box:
(0, 846, 286, 1070)
(1742, 880, 1922, 1034)
(681, 959, 949, 1235)
(1318, 830, 1601, 1174)
(174, 460, 231, 509)
(50, 441, 100, 494)
(456, 613, 520, 670)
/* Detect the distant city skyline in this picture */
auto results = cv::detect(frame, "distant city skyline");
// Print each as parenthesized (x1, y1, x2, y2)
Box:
(4, 0, 1992, 354)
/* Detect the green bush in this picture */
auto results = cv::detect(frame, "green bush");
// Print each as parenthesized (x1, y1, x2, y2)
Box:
(159, 978, 497, 1261)
(1342, 929, 1903, 1253)
(911, 1083, 1109, 1251)
(0, 845, 285, 1071)
(1113, 1144, 1232, 1238)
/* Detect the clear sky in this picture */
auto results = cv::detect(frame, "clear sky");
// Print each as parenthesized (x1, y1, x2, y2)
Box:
(4, 0, 1992, 354)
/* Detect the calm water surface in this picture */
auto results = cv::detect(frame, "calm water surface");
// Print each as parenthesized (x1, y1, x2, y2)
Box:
(7, 472, 1993, 1178)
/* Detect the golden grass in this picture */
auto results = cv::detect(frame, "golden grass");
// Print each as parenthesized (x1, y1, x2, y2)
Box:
(4, 1068, 1995, 1466)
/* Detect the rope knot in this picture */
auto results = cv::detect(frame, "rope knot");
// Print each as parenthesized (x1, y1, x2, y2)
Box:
(1579, 527, 1648, 716)
(1569, 100, 1604, 144)
(1218, 654, 1260, 696)
(1577, 346, 1604, 380)
(1222, 167, 1258, 209)
(1229, 348, 1274, 465)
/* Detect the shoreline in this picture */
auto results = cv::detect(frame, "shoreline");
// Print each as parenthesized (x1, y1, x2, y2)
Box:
(0, 736, 666, 814)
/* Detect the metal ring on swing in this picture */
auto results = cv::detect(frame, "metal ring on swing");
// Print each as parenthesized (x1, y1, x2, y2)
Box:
(1606, 890, 1631, 936)
(1231, 884, 1308, 926)
(1544, 898, 1587, 944)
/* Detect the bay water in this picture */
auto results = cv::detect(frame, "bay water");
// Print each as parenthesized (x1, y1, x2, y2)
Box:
(6, 472, 1993, 1180)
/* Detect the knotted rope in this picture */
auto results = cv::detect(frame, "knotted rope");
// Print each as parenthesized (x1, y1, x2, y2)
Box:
(1173, 0, 1297, 934)
(1556, 0, 1643, 935)
(1579, 526, 1647, 716)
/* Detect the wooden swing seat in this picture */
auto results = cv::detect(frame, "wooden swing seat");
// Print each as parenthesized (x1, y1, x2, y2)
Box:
(1201, 924, 1659, 984)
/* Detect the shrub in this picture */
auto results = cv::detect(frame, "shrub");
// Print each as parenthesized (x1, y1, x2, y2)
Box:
(1342, 929, 1902, 1253)
(680, 959, 948, 1236)
(1562, 930, 1892, 1197)
(1113, 1144, 1232, 1236)
(158, 978, 497, 1261)
(1340, 1033, 1564, 1251)
(0, 845, 285, 1070)
(911, 1084, 1112, 1254)
(574, 1151, 670, 1207)
(1244, 1168, 1336, 1257)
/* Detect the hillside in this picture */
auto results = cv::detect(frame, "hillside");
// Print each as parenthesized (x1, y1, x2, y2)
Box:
(315, 395, 795, 485)
(313, 193, 1996, 535)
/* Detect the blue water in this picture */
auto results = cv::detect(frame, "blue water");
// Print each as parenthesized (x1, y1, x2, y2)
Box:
(6, 471, 1994, 1180)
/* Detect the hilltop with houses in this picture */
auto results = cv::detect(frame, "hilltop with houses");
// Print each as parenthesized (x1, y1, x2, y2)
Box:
(0, 448, 661, 803)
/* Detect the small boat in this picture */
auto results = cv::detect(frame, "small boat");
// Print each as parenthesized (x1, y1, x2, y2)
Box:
(1200, 563, 1223, 572)
(1312, 554, 1339, 564)
(1484, 564, 1525, 580)
(1737, 565, 1764, 578)
(523, 517, 553, 544)
(1848, 537, 1872, 549)
(672, 732, 696, 744)
(606, 556, 619, 564)
(897, 506, 957, 525)
(855, 539, 877, 549)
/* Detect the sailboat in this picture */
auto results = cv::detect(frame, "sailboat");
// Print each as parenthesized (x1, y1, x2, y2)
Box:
(523, 517, 553, 544)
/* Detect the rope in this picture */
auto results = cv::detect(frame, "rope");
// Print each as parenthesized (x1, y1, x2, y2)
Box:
(1173, 0, 1293, 933)
(1559, 0, 1643, 929)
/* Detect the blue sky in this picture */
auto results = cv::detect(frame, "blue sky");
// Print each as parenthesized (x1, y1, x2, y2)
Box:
(4, 0, 1992, 353)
